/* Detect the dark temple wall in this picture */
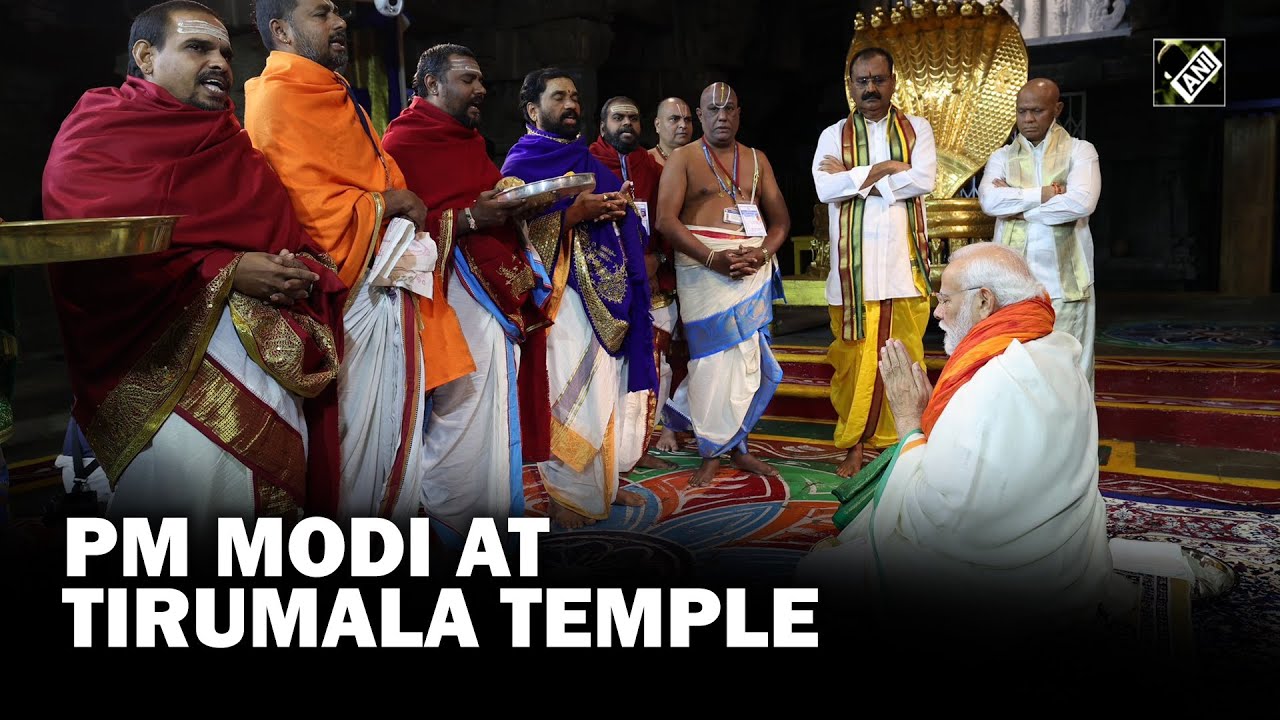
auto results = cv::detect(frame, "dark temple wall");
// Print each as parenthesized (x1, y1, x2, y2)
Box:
(1, 0, 1277, 292)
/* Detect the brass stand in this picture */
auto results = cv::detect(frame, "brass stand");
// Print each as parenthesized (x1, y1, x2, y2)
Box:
(0, 215, 177, 522)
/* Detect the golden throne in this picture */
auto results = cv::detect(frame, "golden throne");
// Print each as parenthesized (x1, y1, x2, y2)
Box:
(803, 0, 1028, 293)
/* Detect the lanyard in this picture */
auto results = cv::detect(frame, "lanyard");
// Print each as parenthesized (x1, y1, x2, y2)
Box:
(701, 139, 740, 200)
(619, 153, 630, 183)
(340, 75, 390, 186)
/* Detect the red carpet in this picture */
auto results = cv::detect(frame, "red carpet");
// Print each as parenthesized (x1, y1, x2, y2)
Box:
(769, 346, 1280, 453)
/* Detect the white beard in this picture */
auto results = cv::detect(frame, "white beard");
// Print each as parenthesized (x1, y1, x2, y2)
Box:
(941, 300, 979, 356)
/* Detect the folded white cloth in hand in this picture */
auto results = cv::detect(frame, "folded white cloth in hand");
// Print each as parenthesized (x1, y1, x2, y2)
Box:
(371, 217, 438, 299)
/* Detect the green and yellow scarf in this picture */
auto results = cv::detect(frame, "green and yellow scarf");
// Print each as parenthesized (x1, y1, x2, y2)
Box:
(836, 107, 931, 341)
(997, 123, 1091, 301)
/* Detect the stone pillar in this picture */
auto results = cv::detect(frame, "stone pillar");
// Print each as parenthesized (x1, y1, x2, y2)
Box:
(1220, 114, 1277, 295)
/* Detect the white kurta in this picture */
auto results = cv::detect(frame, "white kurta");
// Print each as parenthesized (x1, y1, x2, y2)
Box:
(797, 332, 1116, 631)
(979, 127, 1101, 385)
(977, 127, 1100, 300)
(811, 114, 936, 305)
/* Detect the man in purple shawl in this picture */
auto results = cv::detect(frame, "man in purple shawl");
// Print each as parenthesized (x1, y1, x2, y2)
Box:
(502, 67, 658, 529)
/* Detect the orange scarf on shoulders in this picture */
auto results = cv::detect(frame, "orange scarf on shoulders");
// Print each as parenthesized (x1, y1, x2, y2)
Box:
(921, 294, 1056, 437)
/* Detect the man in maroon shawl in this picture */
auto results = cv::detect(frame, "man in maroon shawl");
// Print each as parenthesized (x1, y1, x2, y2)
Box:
(589, 95, 682, 468)
(381, 44, 549, 546)
(42, 0, 346, 530)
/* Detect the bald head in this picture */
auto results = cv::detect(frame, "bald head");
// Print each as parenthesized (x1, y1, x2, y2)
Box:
(1015, 78, 1063, 144)
(655, 97, 693, 151)
(697, 82, 740, 148)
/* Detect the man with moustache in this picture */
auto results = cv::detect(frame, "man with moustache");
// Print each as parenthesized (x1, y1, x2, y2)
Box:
(979, 78, 1100, 387)
(649, 97, 694, 167)
(589, 96, 677, 472)
(798, 243, 1116, 640)
(381, 44, 548, 545)
(42, 0, 346, 531)
(813, 46, 936, 477)
(246, 0, 475, 524)
(655, 82, 790, 488)
(501, 68, 657, 529)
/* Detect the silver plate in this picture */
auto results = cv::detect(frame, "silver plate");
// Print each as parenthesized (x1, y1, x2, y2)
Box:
(495, 173, 596, 205)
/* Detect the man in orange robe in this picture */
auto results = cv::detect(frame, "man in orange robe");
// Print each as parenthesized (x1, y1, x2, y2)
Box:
(245, 0, 473, 523)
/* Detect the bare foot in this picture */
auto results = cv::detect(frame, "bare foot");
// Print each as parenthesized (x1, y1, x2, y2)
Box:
(634, 452, 677, 470)
(549, 499, 595, 529)
(835, 444, 864, 478)
(689, 457, 720, 487)
(730, 450, 780, 477)
(654, 428, 681, 452)
(612, 488, 646, 506)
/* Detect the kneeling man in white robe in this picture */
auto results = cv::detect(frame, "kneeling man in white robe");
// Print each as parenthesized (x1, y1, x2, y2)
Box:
(798, 242, 1120, 637)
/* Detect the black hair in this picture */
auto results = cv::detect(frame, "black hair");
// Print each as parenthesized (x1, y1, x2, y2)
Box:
(517, 67, 576, 124)
(850, 46, 894, 74)
(127, 0, 221, 78)
(251, 0, 299, 50)
(413, 43, 476, 97)
(599, 95, 638, 123)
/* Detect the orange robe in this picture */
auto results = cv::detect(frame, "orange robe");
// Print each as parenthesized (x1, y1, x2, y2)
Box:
(244, 51, 473, 391)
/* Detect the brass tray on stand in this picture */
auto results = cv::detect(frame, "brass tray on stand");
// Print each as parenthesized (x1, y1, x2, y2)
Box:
(0, 214, 179, 449)
(0, 215, 180, 267)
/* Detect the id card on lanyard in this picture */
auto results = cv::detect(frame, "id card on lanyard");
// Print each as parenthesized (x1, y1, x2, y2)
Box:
(619, 154, 651, 234)
(707, 141, 765, 235)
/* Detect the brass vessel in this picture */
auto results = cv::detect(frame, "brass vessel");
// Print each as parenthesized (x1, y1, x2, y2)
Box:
(0, 215, 179, 267)
(0, 214, 178, 447)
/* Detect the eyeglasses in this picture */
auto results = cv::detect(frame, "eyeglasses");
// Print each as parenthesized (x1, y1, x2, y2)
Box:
(853, 75, 892, 88)
(932, 286, 983, 305)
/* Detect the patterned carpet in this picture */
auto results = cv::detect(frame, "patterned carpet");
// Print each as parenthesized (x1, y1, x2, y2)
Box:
(1099, 320, 1280, 353)
(525, 435, 1280, 667)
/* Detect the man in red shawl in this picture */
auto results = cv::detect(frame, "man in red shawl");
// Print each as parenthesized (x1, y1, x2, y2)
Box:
(381, 44, 547, 546)
(42, 0, 346, 533)
(588, 96, 679, 471)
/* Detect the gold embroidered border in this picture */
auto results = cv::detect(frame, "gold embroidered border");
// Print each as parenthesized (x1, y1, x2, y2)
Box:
(177, 357, 305, 514)
(302, 250, 339, 275)
(527, 211, 574, 322)
(437, 207, 455, 277)
(90, 260, 238, 484)
(572, 228, 630, 353)
(651, 291, 676, 310)
(345, 191, 386, 311)
(498, 263, 537, 296)
(639, 384, 659, 454)
(229, 294, 340, 398)
(580, 238, 628, 304)
(550, 416, 598, 474)
(527, 212, 562, 273)
(601, 412, 617, 502)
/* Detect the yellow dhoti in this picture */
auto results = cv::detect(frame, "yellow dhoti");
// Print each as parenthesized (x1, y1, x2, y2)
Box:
(827, 297, 930, 450)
